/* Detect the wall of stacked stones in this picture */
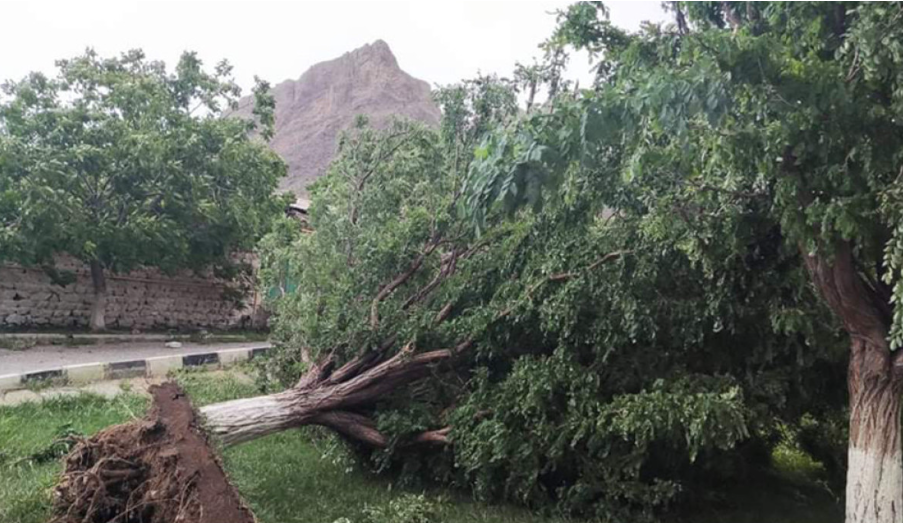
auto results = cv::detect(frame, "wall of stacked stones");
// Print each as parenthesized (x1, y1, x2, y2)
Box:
(0, 256, 259, 331)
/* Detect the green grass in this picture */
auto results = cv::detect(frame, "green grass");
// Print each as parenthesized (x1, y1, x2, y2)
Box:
(0, 393, 148, 523)
(176, 370, 557, 523)
(0, 370, 841, 523)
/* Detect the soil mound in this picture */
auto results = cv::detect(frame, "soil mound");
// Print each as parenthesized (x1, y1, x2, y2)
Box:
(52, 382, 255, 523)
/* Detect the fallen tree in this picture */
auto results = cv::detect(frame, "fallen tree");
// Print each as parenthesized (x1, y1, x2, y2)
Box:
(54, 74, 846, 522)
(201, 343, 466, 448)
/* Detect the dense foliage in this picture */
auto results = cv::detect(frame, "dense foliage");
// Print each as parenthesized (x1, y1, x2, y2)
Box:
(464, 2, 903, 521)
(469, 2, 903, 342)
(0, 49, 287, 328)
(259, 70, 846, 518)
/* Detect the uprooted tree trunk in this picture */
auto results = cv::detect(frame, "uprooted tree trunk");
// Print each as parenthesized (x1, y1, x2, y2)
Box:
(803, 241, 903, 523)
(201, 342, 466, 447)
(52, 219, 621, 523)
(53, 341, 462, 523)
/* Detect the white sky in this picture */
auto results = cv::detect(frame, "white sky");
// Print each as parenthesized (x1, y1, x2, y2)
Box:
(0, 1, 668, 95)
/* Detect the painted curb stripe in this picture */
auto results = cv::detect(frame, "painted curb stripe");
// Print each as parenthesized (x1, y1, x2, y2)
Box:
(146, 355, 184, 377)
(23, 369, 64, 384)
(0, 374, 23, 391)
(183, 353, 219, 367)
(67, 363, 106, 384)
(106, 360, 147, 379)
(218, 348, 251, 365)
(0, 346, 270, 392)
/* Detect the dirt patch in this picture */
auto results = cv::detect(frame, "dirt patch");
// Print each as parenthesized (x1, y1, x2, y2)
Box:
(52, 382, 255, 523)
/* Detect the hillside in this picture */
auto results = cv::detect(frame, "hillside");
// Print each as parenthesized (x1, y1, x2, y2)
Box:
(232, 40, 440, 196)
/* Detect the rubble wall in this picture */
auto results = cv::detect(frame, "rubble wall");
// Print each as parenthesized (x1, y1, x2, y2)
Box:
(0, 256, 259, 330)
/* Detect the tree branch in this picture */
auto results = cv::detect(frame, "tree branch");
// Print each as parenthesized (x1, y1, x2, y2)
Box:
(370, 235, 442, 330)
(312, 411, 451, 448)
(495, 250, 630, 321)
(402, 249, 459, 310)
(311, 411, 388, 447)
(434, 301, 453, 325)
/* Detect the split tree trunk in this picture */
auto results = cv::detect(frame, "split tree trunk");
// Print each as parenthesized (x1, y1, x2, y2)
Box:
(89, 259, 107, 332)
(802, 242, 903, 523)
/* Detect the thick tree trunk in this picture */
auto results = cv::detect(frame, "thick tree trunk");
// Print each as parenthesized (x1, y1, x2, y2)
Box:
(89, 259, 107, 332)
(845, 339, 903, 523)
(802, 242, 903, 523)
(200, 346, 460, 447)
(201, 390, 302, 446)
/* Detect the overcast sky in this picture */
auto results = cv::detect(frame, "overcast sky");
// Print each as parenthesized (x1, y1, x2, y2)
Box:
(1, 1, 668, 94)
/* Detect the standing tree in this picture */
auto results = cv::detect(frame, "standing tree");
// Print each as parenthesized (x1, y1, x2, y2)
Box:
(0, 49, 286, 331)
(466, 3, 903, 521)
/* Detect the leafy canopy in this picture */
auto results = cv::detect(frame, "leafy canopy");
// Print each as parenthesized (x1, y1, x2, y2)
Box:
(260, 71, 843, 519)
(0, 48, 288, 275)
(465, 2, 903, 349)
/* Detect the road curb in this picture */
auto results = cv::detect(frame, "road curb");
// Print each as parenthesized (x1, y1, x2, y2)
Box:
(0, 345, 270, 392)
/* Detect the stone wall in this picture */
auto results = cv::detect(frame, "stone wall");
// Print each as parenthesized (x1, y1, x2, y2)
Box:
(0, 256, 260, 331)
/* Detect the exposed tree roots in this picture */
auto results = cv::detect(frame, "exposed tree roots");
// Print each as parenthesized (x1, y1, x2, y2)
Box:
(52, 382, 256, 523)
(51, 339, 463, 522)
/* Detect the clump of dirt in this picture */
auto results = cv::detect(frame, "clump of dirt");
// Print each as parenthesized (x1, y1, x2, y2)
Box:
(52, 382, 255, 523)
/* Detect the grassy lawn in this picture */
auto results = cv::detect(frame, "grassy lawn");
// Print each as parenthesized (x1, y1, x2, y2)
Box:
(0, 393, 148, 523)
(0, 370, 842, 523)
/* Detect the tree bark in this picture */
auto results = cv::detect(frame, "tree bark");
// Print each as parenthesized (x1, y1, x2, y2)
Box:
(200, 347, 458, 447)
(89, 259, 107, 332)
(846, 343, 903, 523)
(802, 242, 903, 523)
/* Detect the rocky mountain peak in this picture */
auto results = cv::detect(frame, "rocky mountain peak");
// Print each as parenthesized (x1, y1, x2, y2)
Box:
(233, 40, 440, 196)
(349, 39, 398, 68)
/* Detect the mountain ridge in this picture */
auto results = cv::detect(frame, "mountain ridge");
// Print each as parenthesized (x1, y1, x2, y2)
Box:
(233, 40, 440, 196)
